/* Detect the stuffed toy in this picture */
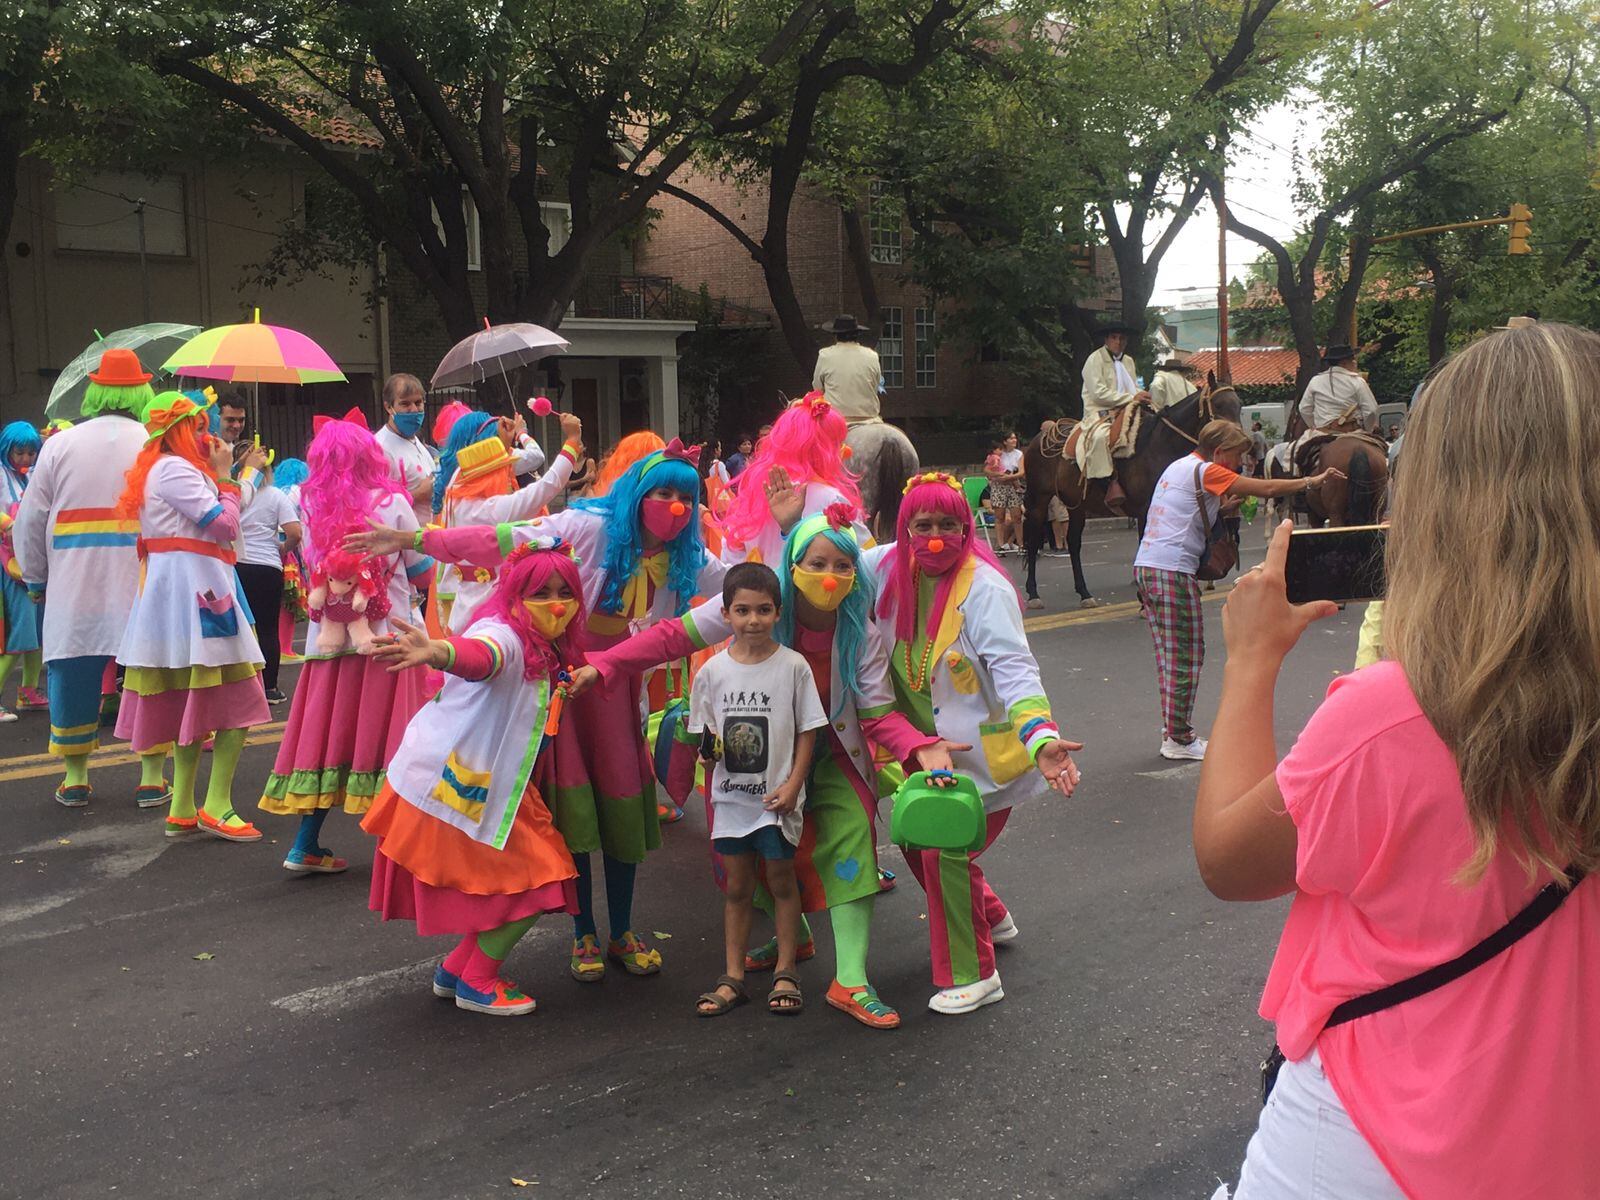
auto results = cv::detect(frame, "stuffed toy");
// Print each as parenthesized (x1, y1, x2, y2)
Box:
(307, 549, 391, 655)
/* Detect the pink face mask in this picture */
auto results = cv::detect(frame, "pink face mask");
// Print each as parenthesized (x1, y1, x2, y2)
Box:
(911, 532, 965, 574)
(640, 496, 692, 542)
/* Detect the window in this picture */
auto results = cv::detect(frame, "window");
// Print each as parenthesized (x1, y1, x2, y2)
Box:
(868, 180, 902, 265)
(538, 202, 571, 257)
(432, 188, 482, 270)
(879, 307, 903, 389)
(914, 306, 936, 388)
(55, 172, 188, 256)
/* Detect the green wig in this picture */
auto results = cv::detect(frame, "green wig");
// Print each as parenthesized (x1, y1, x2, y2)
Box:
(81, 379, 156, 420)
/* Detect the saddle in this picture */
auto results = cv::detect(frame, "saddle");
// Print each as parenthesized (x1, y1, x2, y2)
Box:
(1058, 402, 1145, 462)
(1293, 424, 1388, 477)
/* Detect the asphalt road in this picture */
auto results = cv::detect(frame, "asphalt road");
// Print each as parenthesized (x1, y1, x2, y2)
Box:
(0, 519, 1373, 1200)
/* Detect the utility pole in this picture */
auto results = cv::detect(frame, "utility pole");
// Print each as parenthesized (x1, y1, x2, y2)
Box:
(1215, 171, 1231, 385)
(135, 198, 151, 323)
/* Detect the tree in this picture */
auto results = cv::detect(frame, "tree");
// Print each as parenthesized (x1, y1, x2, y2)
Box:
(149, 0, 832, 340)
(1214, 0, 1551, 391)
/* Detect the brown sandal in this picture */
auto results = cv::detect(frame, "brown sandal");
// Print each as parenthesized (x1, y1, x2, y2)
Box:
(696, 975, 749, 1017)
(767, 970, 804, 1015)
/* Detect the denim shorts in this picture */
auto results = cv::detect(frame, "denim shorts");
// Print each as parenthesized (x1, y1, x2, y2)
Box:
(712, 825, 796, 861)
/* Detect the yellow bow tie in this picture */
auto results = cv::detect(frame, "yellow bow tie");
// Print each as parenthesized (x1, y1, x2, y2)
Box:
(619, 551, 670, 620)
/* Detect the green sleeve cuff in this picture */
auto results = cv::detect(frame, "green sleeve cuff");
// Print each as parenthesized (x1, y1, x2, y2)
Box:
(440, 640, 456, 672)
(495, 522, 517, 557)
(857, 701, 895, 720)
(682, 611, 710, 651)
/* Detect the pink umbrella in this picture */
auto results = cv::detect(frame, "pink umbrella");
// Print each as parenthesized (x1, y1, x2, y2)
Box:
(163, 309, 347, 437)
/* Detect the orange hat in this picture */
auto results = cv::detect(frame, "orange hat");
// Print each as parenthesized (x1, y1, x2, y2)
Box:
(88, 348, 153, 386)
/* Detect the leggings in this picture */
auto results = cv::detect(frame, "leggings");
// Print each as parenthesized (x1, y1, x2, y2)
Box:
(236, 563, 283, 690)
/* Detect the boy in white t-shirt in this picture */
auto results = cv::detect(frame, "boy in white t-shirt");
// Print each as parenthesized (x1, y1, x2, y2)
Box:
(688, 562, 828, 1018)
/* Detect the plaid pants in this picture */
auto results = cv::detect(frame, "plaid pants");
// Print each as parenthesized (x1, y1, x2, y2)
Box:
(1134, 566, 1204, 744)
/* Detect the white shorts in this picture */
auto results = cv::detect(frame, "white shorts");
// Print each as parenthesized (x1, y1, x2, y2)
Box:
(1210, 1048, 1404, 1200)
(1047, 495, 1070, 523)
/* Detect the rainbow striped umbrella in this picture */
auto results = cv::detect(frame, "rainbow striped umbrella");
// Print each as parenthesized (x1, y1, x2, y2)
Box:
(163, 310, 347, 385)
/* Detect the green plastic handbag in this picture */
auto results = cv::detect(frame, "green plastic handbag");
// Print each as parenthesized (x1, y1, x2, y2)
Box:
(889, 770, 986, 853)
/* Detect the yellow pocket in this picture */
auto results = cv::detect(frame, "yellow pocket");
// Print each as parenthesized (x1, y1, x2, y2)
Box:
(978, 720, 1031, 786)
(944, 652, 982, 695)
(433, 752, 492, 823)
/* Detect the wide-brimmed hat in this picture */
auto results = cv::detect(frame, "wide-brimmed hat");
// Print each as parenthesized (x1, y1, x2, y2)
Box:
(1321, 343, 1357, 362)
(1495, 315, 1538, 330)
(822, 314, 864, 336)
(143, 390, 213, 444)
(1096, 321, 1139, 338)
(89, 347, 153, 386)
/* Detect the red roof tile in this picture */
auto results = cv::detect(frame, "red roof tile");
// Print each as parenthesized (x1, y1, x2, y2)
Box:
(1183, 348, 1299, 387)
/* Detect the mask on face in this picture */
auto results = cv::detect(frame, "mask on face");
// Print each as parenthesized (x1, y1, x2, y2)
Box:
(640, 496, 692, 542)
(791, 566, 853, 611)
(392, 410, 426, 438)
(522, 598, 575, 640)
(911, 532, 965, 575)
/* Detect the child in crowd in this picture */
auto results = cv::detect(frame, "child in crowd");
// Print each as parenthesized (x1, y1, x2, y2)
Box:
(363, 538, 587, 1016)
(687, 563, 828, 1017)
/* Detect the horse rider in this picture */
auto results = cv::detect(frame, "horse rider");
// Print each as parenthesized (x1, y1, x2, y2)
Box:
(1077, 322, 1148, 507)
(1269, 343, 1380, 478)
(812, 314, 883, 425)
(1149, 360, 1200, 412)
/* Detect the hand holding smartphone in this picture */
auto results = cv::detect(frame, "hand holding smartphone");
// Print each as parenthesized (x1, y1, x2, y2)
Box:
(1283, 525, 1386, 605)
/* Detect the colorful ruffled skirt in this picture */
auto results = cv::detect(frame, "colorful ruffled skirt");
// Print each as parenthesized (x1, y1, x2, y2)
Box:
(115, 663, 271, 752)
(363, 781, 578, 936)
(259, 652, 428, 815)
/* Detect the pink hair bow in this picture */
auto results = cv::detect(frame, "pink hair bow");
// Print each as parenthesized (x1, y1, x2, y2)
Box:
(312, 407, 371, 434)
(661, 437, 703, 467)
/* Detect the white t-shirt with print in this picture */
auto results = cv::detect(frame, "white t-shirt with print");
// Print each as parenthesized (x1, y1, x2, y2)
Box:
(1134, 452, 1239, 575)
(688, 644, 829, 845)
(998, 447, 1023, 474)
(238, 485, 299, 568)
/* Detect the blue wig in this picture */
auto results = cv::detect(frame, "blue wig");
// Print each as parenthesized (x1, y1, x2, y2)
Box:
(0, 421, 42, 493)
(777, 518, 876, 718)
(574, 453, 706, 617)
(273, 457, 309, 490)
(432, 410, 497, 515)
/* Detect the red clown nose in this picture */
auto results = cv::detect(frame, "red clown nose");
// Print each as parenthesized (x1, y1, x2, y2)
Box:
(549, 603, 566, 617)
(670, 501, 686, 517)
(822, 575, 839, 592)
(928, 538, 944, 554)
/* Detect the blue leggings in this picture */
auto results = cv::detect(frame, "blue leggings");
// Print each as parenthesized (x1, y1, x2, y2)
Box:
(571, 853, 637, 941)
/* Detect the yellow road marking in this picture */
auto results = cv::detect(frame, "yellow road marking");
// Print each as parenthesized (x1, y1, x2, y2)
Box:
(1022, 588, 1228, 633)
(0, 722, 287, 783)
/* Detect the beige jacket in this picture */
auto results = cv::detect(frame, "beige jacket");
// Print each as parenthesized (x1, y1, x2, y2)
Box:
(812, 342, 883, 423)
(1081, 346, 1140, 415)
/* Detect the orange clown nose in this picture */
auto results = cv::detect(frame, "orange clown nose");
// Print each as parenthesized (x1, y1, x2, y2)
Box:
(928, 538, 945, 554)
(822, 575, 839, 592)
(549, 603, 566, 617)
(670, 501, 686, 517)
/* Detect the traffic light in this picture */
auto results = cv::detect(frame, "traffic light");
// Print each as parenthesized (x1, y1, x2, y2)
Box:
(1507, 203, 1532, 255)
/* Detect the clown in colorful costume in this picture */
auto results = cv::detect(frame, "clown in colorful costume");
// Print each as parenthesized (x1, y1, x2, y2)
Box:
(362, 540, 586, 1017)
(114, 392, 273, 841)
(13, 350, 172, 808)
(0, 421, 45, 721)
(576, 507, 945, 1028)
(440, 412, 582, 634)
(345, 438, 726, 981)
(720, 393, 871, 567)
(864, 472, 1081, 1014)
(258, 411, 435, 873)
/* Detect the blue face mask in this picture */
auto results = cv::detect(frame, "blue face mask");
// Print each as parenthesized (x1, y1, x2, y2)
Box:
(392, 410, 425, 438)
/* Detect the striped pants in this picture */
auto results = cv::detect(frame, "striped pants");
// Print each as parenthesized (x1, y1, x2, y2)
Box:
(47, 655, 115, 757)
(902, 808, 1010, 988)
(1134, 566, 1204, 744)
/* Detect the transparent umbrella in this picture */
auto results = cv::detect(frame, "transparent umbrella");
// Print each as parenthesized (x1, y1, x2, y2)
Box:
(46, 323, 202, 420)
(430, 319, 569, 405)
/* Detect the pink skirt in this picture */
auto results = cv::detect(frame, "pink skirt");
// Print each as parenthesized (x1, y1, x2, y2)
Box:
(368, 850, 577, 936)
(115, 671, 271, 752)
(259, 653, 428, 815)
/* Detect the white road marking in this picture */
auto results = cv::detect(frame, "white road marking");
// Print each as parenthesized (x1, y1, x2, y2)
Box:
(270, 958, 441, 1015)
(1, 825, 168, 928)
(1135, 764, 1203, 780)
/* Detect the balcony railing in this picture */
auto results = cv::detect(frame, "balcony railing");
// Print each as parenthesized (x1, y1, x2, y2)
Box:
(569, 274, 769, 327)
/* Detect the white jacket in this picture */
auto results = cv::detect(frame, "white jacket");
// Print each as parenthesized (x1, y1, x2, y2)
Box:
(12, 414, 146, 660)
(1298, 366, 1378, 432)
(861, 546, 1061, 813)
(1081, 346, 1140, 416)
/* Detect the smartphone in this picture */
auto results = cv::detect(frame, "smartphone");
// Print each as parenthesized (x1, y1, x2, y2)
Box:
(1284, 525, 1386, 605)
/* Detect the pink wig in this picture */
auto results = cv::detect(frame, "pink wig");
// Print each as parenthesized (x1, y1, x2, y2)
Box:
(433, 400, 472, 447)
(722, 393, 862, 543)
(300, 420, 407, 566)
(877, 477, 1014, 645)
(462, 546, 588, 681)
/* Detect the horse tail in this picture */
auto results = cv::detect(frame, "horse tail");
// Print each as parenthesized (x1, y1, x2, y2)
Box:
(868, 426, 919, 541)
(1347, 445, 1378, 525)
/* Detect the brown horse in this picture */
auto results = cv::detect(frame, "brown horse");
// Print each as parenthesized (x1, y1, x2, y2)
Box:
(1304, 434, 1388, 526)
(1020, 386, 1243, 607)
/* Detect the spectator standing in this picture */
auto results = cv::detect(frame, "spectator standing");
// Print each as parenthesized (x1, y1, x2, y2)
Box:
(235, 465, 303, 704)
(986, 431, 1025, 553)
(374, 373, 436, 527)
(1201, 322, 1599, 1199)
(725, 435, 754, 480)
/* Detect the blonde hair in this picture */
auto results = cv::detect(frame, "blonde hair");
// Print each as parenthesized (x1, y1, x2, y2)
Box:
(1198, 419, 1250, 456)
(1386, 322, 1600, 884)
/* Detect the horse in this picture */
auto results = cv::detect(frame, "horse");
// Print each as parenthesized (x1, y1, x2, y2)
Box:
(1303, 434, 1388, 526)
(1019, 386, 1243, 608)
(844, 420, 920, 543)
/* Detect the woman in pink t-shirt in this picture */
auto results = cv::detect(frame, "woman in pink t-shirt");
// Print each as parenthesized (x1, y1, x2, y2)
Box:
(1197, 322, 1599, 1199)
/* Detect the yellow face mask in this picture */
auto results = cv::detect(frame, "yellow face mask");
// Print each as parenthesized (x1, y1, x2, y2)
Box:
(522, 598, 576, 640)
(791, 566, 853, 612)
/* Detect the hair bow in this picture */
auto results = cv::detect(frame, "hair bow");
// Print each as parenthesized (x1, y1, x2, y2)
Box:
(661, 437, 702, 467)
(789, 390, 832, 420)
(822, 500, 855, 530)
(312, 407, 371, 433)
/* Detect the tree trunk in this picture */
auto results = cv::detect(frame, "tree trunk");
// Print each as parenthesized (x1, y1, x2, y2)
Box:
(761, 238, 819, 373)
(840, 200, 879, 335)
(1416, 241, 1453, 366)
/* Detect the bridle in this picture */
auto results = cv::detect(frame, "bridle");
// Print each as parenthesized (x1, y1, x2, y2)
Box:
(1158, 389, 1217, 446)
